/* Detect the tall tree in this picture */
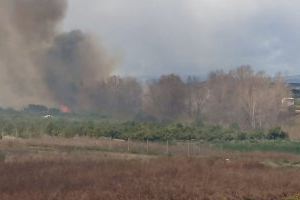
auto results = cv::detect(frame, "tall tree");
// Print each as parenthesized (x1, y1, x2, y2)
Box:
(144, 74, 187, 121)
(202, 66, 291, 129)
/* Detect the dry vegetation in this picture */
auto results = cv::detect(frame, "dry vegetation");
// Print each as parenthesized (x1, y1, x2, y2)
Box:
(0, 139, 300, 200)
(284, 114, 300, 140)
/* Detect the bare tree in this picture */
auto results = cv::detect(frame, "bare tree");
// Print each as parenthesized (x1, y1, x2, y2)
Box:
(201, 66, 291, 129)
(144, 74, 187, 121)
(186, 76, 210, 120)
(90, 76, 143, 118)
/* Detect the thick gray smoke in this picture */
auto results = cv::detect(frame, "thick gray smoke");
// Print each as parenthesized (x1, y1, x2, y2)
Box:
(0, 0, 115, 110)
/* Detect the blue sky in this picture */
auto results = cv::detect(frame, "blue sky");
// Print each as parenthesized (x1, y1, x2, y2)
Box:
(64, 0, 300, 77)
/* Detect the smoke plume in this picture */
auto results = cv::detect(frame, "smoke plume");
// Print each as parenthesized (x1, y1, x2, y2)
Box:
(0, 0, 115, 110)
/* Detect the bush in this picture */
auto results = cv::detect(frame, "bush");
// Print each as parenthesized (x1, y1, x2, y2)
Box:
(266, 127, 289, 140)
(0, 113, 290, 142)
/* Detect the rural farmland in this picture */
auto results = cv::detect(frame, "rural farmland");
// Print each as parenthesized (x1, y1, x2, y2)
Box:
(1, 138, 300, 200)
(2, 0, 300, 199)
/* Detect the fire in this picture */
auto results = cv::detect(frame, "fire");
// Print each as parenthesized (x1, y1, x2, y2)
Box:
(60, 105, 71, 113)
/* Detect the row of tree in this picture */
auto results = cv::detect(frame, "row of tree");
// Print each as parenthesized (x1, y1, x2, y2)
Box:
(21, 66, 292, 131)
(145, 66, 290, 130)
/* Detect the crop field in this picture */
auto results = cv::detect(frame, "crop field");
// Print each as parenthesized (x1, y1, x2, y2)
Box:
(0, 138, 300, 200)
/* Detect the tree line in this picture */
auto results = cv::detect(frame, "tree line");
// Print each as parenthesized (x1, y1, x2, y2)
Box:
(107, 66, 290, 130)
(15, 66, 292, 131)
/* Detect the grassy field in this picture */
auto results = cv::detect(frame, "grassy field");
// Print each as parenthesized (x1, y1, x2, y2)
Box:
(215, 140, 300, 155)
(1, 138, 300, 199)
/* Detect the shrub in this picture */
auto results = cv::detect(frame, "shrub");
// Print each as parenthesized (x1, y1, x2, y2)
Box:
(266, 127, 289, 140)
(0, 113, 290, 142)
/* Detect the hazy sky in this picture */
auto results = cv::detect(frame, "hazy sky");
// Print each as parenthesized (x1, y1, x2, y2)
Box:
(64, 0, 300, 77)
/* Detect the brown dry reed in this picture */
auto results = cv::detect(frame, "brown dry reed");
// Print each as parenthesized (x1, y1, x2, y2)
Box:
(0, 155, 300, 200)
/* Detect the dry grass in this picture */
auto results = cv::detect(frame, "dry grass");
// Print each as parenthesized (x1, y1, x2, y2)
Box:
(0, 139, 300, 200)
(1, 156, 300, 200)
(0, 136, 217, 157)
(283, 114, 300, 139)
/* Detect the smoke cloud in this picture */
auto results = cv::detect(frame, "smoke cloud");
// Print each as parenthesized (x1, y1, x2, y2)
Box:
(0, 0, 115, 110)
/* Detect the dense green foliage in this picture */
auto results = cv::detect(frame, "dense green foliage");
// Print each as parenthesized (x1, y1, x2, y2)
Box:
(0, 111, 289, 142)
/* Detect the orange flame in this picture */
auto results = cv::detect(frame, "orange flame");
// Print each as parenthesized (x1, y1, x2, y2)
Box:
(60, 105, 71, 113)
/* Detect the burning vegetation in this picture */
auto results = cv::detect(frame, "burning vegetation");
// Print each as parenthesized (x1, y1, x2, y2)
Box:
(0, 1, 293, 131)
